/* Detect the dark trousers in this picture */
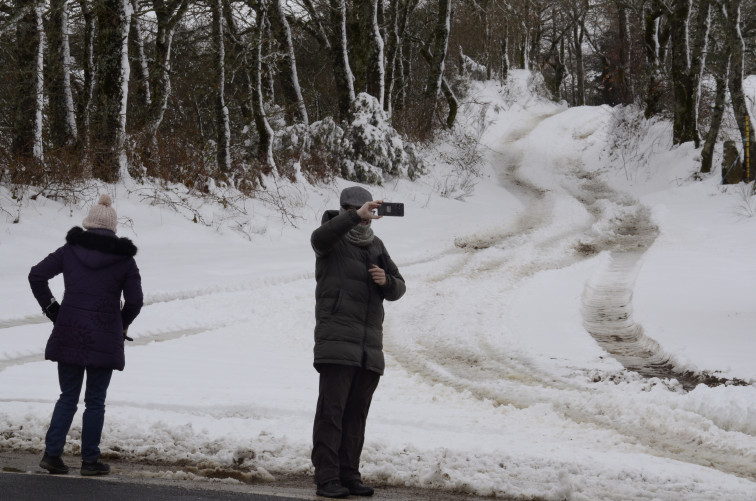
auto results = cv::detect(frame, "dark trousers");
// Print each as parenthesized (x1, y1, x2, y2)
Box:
(312, 364, 380, 485)
(45, 362, 113, 462)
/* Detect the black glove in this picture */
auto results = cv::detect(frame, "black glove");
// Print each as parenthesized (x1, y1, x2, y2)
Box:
(123, 330, 133, 342)
(44, 301, 60, 323)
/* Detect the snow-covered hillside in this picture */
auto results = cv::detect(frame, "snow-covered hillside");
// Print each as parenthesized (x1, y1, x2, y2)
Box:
(2, 70, 756, 500)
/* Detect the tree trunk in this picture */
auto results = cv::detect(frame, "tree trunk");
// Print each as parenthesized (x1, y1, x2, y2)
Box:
(573, 20, 585, 106)
(47, 0, 78, 150)
(501, 23, 509, 84)
(643, 1, 665, 118)
(670, 0, 698, 145)
(384, 0, 399, 113)
(129, 0, 152, 128)
(616, 3, 632, 104)
(268, 0, 308, 125)
(12, 0, 44, 163)
(211, 0, 230, 172)
(689, 0, 712, 147)
(421, 46, 456, 128)
(366, 0, 385, 106)
(144, 0, 189, 142)
(394, 39, 408, 111)
(250, 1, 275, 169)
(385, 0, 418, 114)
(520, 20, 529, 70)
(91, 0, 132, 182)
(77, 0, 95, 153)
(722, 0, 755, 181)
(473, 0, 491, 80)
(423, 0, 452, 131)
(222, 0, 253, 123)
(701, 56, 729, 174)
(261, 32, 275, 103)
(553, 38, 566, 101)
(328, 0, 355, 121)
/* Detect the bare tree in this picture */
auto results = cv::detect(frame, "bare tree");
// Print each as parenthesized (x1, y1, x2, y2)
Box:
(129, 0, 152, 127)
(384, 0, 418, 114)
(90, 0, 132, 181)
(670, 0, 710, 146)
(423, 0, 452, 131)
(701, 49, 730, 173)
(76, 0, 96, 152)
(269, 0, 308, 125)
(720, 0, 755, 181)
(143, 0, 190, 153)
(211, 0, 230, 171)
(249, 0, 275, 168)
(643, 0, 669, 118)
(565, 0, 589, 106)
(329, 0, 355, 120)
(365, 0, 385, 106)
(420, 45, 457, 128)
(47, 0, 78, 150)
(12, 0, 44, 165)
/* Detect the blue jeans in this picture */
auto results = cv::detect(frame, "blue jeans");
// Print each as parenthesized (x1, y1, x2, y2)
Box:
(45, 363, 113, 462)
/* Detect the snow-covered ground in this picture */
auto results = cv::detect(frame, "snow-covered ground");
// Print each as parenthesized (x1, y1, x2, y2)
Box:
(2, 71, 756, 500)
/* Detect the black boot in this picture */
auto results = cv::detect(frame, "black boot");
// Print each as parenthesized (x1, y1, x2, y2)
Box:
(344, 479, 375, 496)
(80, 460, 110, 476)
(316, 480, 350, 498)
(39, 453, 69, 474)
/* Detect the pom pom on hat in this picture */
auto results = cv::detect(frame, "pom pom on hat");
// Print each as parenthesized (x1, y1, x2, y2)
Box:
(83, 194, 118, 233)
(97, 194, 113, 207)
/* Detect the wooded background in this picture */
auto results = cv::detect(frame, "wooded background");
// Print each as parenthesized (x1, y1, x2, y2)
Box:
(1, 0, 754, 189)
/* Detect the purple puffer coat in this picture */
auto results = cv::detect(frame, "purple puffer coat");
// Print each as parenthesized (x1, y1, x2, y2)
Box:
(28, 227, 143, 371)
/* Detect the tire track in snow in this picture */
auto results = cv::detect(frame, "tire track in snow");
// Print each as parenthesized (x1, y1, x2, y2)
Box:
(385, 108, 756, 483)
(0, 269, 314, 331)
(387, 333, 756, 481)
(571, 172, 748, 390)
(0, 315, 48, 330)
(0, 326, 214, 372)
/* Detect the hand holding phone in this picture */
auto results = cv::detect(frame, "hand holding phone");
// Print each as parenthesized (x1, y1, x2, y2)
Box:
(377, 202, 404, 217)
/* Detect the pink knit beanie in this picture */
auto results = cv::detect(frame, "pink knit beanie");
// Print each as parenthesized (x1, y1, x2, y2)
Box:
(82, 194, 118, 233)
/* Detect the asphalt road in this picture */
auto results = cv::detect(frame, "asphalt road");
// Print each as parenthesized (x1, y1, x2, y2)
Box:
(0, 449, 498, 501)
(0, 472, 304, 501)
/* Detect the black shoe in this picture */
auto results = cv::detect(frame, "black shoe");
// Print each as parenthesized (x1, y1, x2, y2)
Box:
(39, 453, 69, 474)
(344, 479, 375, 496)
(80, 460, 110, 476)
(316, 480, 350, 498)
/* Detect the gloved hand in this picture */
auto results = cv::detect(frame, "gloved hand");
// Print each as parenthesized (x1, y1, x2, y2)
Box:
(123, 330, 133, 342)
(44, 301, 60, 323)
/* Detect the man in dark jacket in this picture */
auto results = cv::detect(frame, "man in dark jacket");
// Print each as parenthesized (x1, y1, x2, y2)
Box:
(310, 186, 406, 498)
(28, 194, 143, 477)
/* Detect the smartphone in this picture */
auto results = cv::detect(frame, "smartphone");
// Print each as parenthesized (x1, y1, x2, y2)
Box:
(377, 202, 404, 217)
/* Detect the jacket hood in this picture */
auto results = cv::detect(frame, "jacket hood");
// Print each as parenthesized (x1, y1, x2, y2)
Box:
(66, 226, 137, 269)
(321, 209, 340, 224)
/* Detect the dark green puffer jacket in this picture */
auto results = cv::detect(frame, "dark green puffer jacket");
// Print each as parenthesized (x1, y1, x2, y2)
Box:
(311, 209, 406, 374)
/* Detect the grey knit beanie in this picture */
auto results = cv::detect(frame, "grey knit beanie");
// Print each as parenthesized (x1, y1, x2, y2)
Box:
(83, 194, 118, 233)
(340, 186, 373, 208)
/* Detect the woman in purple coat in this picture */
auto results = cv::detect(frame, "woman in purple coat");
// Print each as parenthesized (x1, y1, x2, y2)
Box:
(28, 195, 143, 476)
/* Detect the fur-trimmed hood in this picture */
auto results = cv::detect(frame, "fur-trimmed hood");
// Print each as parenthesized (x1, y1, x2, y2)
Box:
(66, 226, 137, 270)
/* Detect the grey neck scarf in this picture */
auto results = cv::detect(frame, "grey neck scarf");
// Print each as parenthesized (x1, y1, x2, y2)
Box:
(340, 208, 375, 246)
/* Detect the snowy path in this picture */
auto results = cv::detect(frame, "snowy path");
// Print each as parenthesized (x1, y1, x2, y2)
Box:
(382, 103, 756, 496)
